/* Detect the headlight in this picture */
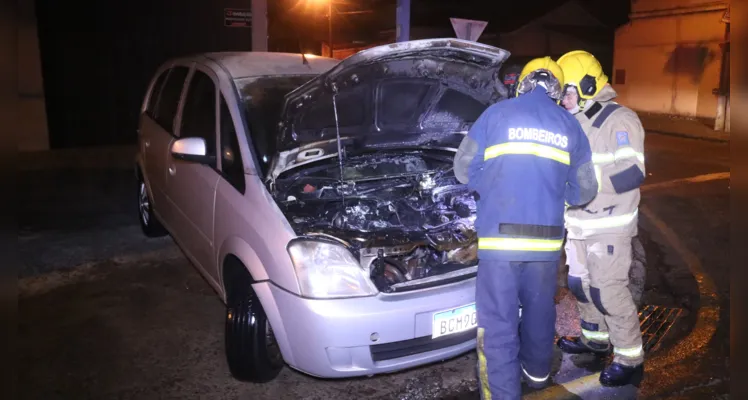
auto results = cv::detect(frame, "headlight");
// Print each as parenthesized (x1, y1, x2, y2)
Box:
(287, 239, 378, 299)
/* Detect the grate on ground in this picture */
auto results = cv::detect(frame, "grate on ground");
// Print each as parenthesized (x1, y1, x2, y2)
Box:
(639, 304, 683, 353)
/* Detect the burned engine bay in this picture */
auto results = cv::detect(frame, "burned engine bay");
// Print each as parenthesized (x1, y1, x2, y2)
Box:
(271, 150, 479, 292)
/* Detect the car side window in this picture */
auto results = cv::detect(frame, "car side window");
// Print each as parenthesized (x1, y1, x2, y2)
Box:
(145, 69, 169, 118)
(154, 66, 189, 133)
(180, 70, 217, 165)
(219, 95, 245, 194)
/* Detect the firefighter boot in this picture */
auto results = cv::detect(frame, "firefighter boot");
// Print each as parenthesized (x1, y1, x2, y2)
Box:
(556, 336, 611, 355)
(521, 364, 551, 390)
(600, 362, 644, 387)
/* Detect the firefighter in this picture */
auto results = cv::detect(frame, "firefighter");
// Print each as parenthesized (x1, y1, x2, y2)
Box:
(453, 56, 598, 399)
(555, 50, 647, 387)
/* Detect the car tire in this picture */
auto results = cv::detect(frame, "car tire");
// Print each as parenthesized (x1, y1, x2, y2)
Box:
(629, 235, 647, 310)
(137, 174, 167, 237)
(225, 268, 284, 383)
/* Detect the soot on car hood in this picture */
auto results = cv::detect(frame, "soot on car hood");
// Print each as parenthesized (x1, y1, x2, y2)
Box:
(276, 39, 510, 154)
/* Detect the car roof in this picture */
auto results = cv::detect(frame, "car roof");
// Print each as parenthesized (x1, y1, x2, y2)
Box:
(201, 52, 340, 79)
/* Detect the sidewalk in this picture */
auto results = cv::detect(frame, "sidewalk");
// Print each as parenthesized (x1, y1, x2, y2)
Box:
(638, 113, 730, 142)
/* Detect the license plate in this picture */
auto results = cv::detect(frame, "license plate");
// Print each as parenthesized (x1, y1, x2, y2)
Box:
(432, 303, 478, 339)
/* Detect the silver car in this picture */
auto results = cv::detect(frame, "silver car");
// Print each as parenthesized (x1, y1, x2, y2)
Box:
(135, 38, 510, 382)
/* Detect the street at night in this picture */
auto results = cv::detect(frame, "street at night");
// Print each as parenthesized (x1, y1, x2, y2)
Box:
(18, 132, 729, 399)
(14, 0, 732, 398)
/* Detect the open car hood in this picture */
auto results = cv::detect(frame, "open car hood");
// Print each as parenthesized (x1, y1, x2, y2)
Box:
(275, 39, 510, 159)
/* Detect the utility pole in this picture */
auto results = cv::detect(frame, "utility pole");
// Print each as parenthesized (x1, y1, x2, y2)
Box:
(714, 8, 729, 131)
(328, 1, 333, 57)
(251, 0, 268, 51)
(396, 0, 410, 42)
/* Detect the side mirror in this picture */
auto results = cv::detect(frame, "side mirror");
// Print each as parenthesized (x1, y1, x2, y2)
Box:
(171, 137, 216, 165)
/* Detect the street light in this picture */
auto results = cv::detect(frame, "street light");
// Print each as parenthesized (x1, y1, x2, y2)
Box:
(300, 0, 333, 57)
(299, 0, 377, 57)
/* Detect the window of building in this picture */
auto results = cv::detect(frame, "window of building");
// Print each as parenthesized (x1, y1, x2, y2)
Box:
(615, 69, 626, 85)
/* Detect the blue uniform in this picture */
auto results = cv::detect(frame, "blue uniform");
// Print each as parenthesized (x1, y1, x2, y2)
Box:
(456, 86, 595, 399)
(466, 87, 594, 262)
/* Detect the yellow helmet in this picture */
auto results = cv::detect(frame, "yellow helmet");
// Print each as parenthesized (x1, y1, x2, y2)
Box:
(516, 56, 565, 100)
(556, 50, 608, 100)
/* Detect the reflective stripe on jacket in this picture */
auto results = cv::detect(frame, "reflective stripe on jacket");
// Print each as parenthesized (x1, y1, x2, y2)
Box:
(564, 84, 646, 239)
(455, 87, 596, 262)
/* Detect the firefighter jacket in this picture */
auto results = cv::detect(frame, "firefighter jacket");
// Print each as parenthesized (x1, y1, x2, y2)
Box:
(454, 87, 597, 262)
(564, 84, 646, 239)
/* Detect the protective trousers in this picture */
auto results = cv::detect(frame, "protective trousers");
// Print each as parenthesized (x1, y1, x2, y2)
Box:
(476, 260, 558, 400)
(565, 236, 644, 366)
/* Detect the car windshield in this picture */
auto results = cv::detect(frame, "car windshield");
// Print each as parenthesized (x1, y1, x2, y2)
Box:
(235, 75, 317, 177)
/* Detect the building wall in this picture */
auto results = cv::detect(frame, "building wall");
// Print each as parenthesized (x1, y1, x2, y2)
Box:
(17, 0, 49, 151)
(630, 0, 726, 13)
(500, 28, 609, 58)
(613, 3, 727, 118)
(499, 29, 548, 59)
(613, 10, 726, 117)
(499, 28, 613, 77)
(496, 1, 613, 75)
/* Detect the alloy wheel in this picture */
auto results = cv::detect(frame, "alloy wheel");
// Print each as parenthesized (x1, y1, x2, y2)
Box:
(139, 182, 150, 226)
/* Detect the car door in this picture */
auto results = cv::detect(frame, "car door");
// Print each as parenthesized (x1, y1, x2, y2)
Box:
(140, 65, 190, 214)
(139, 66, 168, 182)
(213, 91, 250, 281)
(164, 64, 221, 279)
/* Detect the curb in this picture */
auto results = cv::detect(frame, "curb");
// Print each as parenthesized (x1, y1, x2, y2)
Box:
(523, 373, 601, 400)
(640, 172, 730, 194)
(521, 204, 720, 399)
(647, 129, 729, 143)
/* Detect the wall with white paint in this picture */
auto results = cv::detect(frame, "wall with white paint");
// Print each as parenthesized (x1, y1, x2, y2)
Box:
(613, 1, 728, 118)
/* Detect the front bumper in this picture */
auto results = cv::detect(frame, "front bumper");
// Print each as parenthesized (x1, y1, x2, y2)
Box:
(253, 277, 477, 378)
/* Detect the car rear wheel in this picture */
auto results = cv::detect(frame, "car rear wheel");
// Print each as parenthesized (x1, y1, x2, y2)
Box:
(137, 174, 167, 237)
(225, 269, 284, 383)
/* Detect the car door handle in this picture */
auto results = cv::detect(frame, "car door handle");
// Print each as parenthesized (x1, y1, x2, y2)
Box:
(168, 164, 176, 175)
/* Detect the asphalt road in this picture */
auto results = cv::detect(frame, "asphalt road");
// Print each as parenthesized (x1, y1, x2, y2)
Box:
(18, 132, 730, 399)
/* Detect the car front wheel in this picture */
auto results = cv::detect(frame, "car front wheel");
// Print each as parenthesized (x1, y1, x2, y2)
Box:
(137, 174, 167, 237)
(225, 270, 284, 383)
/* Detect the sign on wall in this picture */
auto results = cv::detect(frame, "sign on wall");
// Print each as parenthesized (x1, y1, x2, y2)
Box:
(225, 8, 251, 28)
